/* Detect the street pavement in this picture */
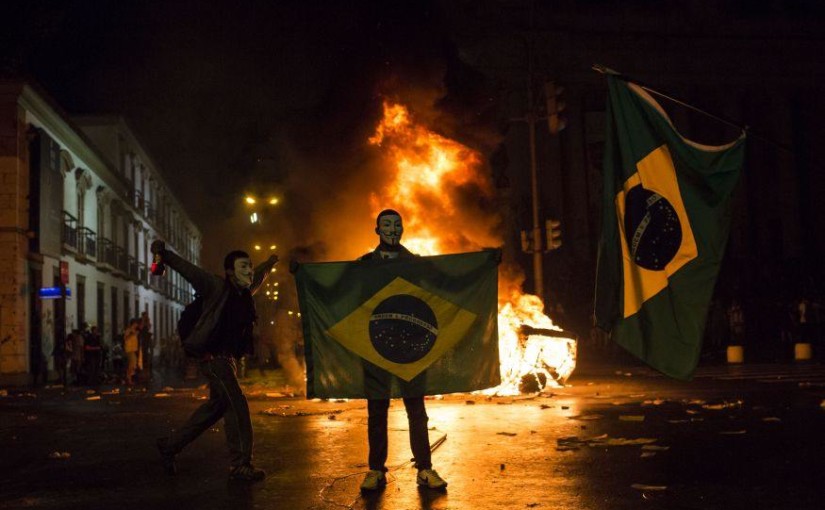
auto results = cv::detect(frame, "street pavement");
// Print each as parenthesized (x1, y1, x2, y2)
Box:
(1, 361, 824, 510)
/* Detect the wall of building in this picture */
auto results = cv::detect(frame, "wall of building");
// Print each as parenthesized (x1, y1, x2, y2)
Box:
(0, 81, 201, 385)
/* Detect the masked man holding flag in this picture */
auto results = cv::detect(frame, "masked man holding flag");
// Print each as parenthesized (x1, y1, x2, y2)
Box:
(357, 209, 448, 491)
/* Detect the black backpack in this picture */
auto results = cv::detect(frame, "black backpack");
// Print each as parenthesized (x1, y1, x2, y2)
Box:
(177, 295, 204, 341)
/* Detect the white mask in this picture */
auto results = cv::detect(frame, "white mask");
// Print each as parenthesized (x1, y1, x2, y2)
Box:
(231, 258, 254, 288)
(376, 214, 403, 246)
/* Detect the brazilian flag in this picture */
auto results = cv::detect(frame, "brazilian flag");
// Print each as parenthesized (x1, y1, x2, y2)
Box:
(595, 75, 746, 380)
(294, 250, 500, 398)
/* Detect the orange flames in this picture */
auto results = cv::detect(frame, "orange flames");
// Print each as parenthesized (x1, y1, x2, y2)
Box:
(368, 101, 576, 395)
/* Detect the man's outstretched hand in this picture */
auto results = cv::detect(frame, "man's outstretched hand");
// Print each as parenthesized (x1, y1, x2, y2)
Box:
(150, 240, 166, 255)
(266, 254, 279, 266)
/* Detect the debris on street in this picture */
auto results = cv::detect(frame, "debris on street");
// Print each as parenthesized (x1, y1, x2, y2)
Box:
(702, 400, 743, 410)
(619, 415, 645, 422)
(641, 445, 670, 451)
(631, 483, 667, 491)
(48, 451, 71, 460)
(568, 414, 603, 421)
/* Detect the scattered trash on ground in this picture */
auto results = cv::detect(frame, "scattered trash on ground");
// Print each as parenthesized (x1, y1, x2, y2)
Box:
(631, 483, 666, 491)
(557, 434, 658, 450)
(162, 386, 175, 392)
(642, 445, 670, 451)
(641, 452, 656, 458)
(48, 451, 71, 460)
(465, 400, 476, 405)
(568, 414, 603, 421)
(619, 415, 645, 422)
(497, 432, 517, 437)
(101, 389, 120, 395)
(85, 395, 101, 401)
(702, 400, 743, 410)
(153, 393, 170, 398)
(265, 392, 286, 398)
(261, 407, 344, 417)
(642, 399, 665, 406)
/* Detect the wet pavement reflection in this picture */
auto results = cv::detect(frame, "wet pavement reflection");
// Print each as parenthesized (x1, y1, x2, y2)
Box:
(1, 364, 824, 509)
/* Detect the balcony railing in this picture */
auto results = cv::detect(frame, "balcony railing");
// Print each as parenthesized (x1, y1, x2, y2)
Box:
(97, 237, 115, 267)
(127, 255, 138, 281)
(115, 246, 128, 274)
(138, 262, 148, 287)
(62, 211, 78, 251)
(78, 227, 97, 259)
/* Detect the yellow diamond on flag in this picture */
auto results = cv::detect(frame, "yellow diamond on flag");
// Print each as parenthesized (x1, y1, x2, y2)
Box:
(326, 277, 478, 381)
(616, 144, 698, 318)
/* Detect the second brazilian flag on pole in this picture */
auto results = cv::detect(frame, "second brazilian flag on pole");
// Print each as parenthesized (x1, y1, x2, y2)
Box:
(595, 75, 746, 380)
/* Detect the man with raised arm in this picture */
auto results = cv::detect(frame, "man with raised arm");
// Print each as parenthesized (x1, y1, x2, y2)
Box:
(151, 240, 277, 482)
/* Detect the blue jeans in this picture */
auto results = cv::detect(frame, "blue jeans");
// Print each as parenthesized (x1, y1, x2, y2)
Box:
(166, 356, 253, 467)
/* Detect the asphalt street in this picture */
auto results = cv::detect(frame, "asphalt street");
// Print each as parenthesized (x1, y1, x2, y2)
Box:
(1, 362, 824, 510)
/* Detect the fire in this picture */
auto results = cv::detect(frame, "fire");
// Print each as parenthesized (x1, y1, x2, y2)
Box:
(368, 101, 577, 394)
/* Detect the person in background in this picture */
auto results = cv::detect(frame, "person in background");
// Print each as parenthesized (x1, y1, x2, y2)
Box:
(139, 311, 154, 382)
(83, 325, 102, 386)
(52, 333, 69, 387)
(123, 319, 140, 386)
(70, 328, 85, 385)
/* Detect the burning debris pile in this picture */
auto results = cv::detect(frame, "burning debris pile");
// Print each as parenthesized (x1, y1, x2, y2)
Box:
(367, 101, 577, 395)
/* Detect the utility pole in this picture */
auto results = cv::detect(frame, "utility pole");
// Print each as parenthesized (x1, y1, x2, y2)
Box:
(526, 36, 544, 301)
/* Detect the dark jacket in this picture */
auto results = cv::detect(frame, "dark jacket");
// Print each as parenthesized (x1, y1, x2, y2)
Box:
(160, 249, 275, 356)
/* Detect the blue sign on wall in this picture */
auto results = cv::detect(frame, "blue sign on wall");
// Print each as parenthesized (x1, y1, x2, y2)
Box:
(38, 287, 71, 299)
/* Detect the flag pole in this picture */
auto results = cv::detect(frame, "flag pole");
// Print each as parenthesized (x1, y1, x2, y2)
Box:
(591, 63, 798, 157)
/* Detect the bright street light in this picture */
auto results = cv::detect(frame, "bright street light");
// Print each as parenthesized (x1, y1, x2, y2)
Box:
(245, 196, 256, 205)
(268, 198, 279, 205)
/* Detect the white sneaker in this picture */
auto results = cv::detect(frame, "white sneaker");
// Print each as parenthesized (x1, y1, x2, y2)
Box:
(417, 469, 448, 489)
(360, 470, 386, 491)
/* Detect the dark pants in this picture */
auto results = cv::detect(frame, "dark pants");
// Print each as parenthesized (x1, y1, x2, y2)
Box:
(84, 352, 101, 386)
(166, 356, 253, 467)
(367, 397, 431, 471)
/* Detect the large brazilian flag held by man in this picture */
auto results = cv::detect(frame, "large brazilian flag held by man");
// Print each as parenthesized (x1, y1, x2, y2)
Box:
(294, 250, 500, 398)
(595, 75, 746, 380)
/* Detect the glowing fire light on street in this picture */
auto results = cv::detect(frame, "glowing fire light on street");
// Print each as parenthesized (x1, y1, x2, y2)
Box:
(368, 101, 577, 394)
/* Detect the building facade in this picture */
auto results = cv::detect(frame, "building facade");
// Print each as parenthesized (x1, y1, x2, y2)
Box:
(0, 81, 200, 385)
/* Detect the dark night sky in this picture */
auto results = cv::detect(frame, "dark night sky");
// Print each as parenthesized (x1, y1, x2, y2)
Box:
(6, 0, 825, 278)
(4, 0, 477, 269)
